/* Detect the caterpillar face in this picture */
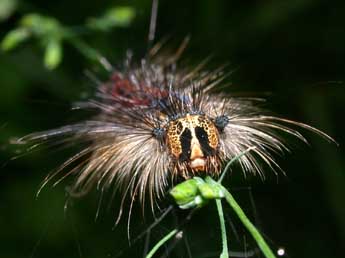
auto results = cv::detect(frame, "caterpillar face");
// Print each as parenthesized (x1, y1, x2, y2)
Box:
(166, 114, 219, 172)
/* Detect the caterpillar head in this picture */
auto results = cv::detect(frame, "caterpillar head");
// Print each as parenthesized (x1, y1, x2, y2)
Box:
(165, 114, 220, 174)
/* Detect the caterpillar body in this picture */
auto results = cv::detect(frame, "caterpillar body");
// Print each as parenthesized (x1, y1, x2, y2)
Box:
(17, 47, 333, 211)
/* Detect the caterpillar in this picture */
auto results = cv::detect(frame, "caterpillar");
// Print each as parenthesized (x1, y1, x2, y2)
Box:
(16, 43, 334, 212)
(14, 0, 335, 217)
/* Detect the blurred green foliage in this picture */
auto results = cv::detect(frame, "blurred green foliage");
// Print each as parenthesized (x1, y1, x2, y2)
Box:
(1, 5, 135, 69)
(0, 0, 344, 258)
(87, 7, 135, 31)
(0, 0, 17, 21)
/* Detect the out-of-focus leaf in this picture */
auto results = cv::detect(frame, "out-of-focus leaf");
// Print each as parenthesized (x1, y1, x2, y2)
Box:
(1, 28, 30, 51)
(44, 39, 62, 69)
(106, 7, 135, 25)
(20, 13, 44, 28)
(0, 0, 17, 21)
(20, 13, 63, 37)
(2, 8, 134, 69)
(2, 13, 65, 68)
(87, 6, 135, 31)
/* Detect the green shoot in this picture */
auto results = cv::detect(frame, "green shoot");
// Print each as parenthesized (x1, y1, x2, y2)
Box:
(166, 148, 277, 258)
(216, 199, 229, 258)
(145, 229, 178, 258)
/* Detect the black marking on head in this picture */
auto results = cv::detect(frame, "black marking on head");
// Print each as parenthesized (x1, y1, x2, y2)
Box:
(195, 126, 215, 156)
(176, 121, 183, 134)
(215, 115, 230, 132)
(179, 128, 192, 162)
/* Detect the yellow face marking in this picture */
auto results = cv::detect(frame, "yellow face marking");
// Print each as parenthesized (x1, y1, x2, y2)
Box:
(166, 114, 219, 170)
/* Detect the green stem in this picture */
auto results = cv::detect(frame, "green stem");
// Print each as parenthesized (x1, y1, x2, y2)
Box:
(145, 229, 178, 258)
(63, 29, 102, 62)
(218, 147, 256, 183)
(220, 185, 276, 258)
(216, 199, 229, 258)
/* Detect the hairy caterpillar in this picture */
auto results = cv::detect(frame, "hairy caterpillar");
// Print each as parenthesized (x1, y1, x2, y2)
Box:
(16, 42, 334, 212)
(12, 0, 335, 219)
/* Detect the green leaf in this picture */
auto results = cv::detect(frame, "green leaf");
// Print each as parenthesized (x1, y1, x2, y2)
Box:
(21, 13, 62, 37)
(44, 39, 62, 70)
(170, 177, 224, 209)
(1, 28, 30, 51)
(87, 6, 135, 31)
(106, 7, 135, 25)
(169, 178, 199, 206)
(20, 13, 43, 28)
(202, 176, 224, 199)
(0, 0, 17, 21)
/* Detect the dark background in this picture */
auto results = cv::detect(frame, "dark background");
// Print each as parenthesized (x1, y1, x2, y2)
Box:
(1, 0, 344, 257)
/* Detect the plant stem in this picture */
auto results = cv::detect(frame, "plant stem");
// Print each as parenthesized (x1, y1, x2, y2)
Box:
(218, 147, 256, 183)
(216, 199, 229, 258)
(67, 36, 102, 62)
(62, 29, 102, 62)
(145, 229, 178, 258)
(220, 185, 276, 258)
